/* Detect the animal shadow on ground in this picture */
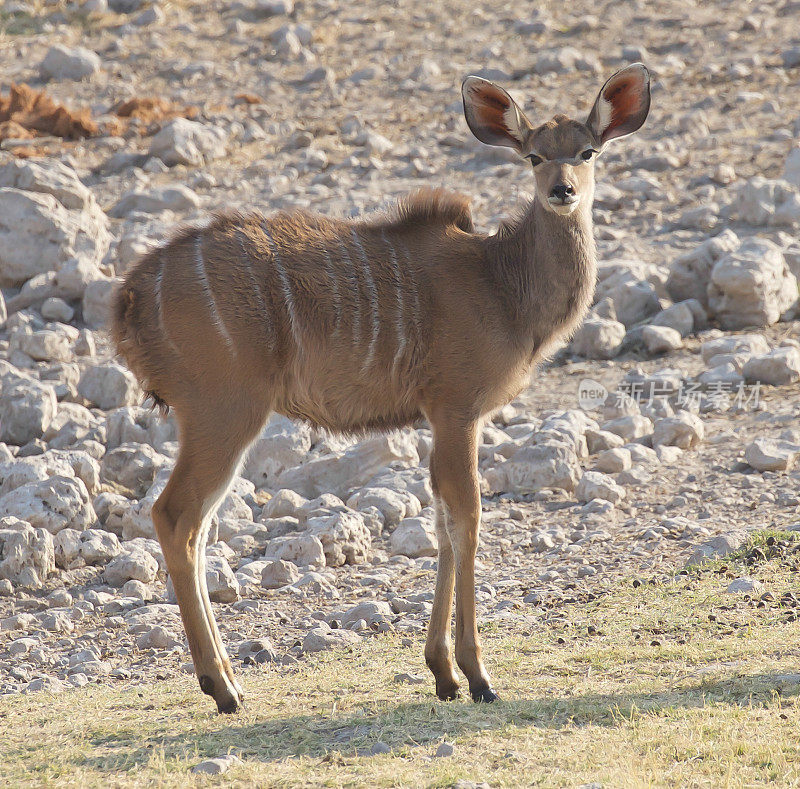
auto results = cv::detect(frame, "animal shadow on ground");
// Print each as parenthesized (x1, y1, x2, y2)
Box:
(71, 672, 800, 770)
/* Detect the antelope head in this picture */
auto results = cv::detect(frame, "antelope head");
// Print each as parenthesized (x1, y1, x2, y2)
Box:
(462, 64, 651, 216)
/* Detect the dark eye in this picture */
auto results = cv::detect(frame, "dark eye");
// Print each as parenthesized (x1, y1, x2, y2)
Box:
(581, 149, 597, 161)
(527, 154, 543, 167)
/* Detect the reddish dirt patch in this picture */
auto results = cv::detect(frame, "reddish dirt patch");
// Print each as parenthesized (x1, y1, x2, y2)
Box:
(113, 96, 198, 132)
(0, 83, 97, 142)
(234, 92, 263, 105)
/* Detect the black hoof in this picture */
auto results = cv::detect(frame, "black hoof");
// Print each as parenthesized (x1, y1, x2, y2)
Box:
(216, 694, 242, 715)
(471, 686, 500, 703)
(199, 675, 243, 714)
(435, 679, 461, 701)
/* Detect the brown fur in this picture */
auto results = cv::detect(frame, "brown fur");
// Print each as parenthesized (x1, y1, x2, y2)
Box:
(111, 67, 649, 713)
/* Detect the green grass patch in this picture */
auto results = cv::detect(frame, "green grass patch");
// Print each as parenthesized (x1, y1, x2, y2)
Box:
(2, 562, 800, 787)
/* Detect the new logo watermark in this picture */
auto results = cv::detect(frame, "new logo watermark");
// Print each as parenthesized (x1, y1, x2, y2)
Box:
(577, 378, 762, 411)
(577, 379, 609, 410)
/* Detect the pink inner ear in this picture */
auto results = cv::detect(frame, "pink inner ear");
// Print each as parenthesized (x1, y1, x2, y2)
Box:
(602, 77, 643, 136)
(472, 85, 512, 137)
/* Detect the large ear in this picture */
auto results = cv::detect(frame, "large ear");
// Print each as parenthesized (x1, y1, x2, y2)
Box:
(586, 63, 650, 146)
(462, 76, 532, 153)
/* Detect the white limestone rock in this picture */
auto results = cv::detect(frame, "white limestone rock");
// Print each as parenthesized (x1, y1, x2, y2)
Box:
(389, 516, 438, 558)
(276, 431, 419, 498)
(0, 159, 110, 288)
(708, 238, 798, 329)
(302, 623, 360, 652)
(652, 412, 705, 449)
(191, 755, 241, 776)
(650, 301, 695, 336)
(699, 362, 744, 387)
(642, 325, 683, 354)
(104, 546, 159, 586)
(570, 316, 626, 359)
(666, 229, 740, 306)
(265, 532, 326, 566)
(78, 529, 122, 565)
(606, 280, 661, 327)
(576, 471, 626, 504)
(261, 488, 307, 520)
(340, 600, 393, 627)
(484, 441, 581, 494)
(745, 438, 799, 472)
(101, 443, 171, 498)
(205, 555, 240, 603)
(685, 530, 748, 567)
(743, 347, 800, 385)
(701, 334, 770, 364)
(731, 177, 800, 227)
(78, 362, 140, 410)
(53, 528, 83, 569)
(783, 147, 800, 189)
(0, 365, 57, 446)
(255, 0, 294, 15)
(260, 559, 300, 589)
(585, 428, 625, 454)
(594, 447, 632, 473)
(0, 521, 54, 587)
(0, 476, 95, 534)
(346, 486, 422, 529)
(305, 509, 371, 566)
(601, 415, 653, 443)
(41, 45, 100, 80)
(119, 469, 171, 541)
(109, 185, 201, 217)
(82, 276, 119, 329)
(243, 414, 312, 489)
(105, 406, 176, 452)
(726, 577, 765, 595)
(148, 118, 228, 167)
(0, 450, 99, 498)
(45, 402, 102, 444)
(40, 297, 74, 323)
(9, 328, 72, 363)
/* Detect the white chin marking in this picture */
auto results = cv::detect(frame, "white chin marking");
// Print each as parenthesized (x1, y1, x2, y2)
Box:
(548, 200, 580, 216)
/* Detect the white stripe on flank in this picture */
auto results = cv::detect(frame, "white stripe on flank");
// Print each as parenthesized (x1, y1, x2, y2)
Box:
(396, 240, 423, 344)
(153, 255, 180, 356)
(338, 237, 362, 346)
(153, 258, 164, 327)
(381, 230, 408, 378)
(193, 234, 235, 351)
(236, 229, 275, 351)
(350, 228, 380, 374)
(322, 247, 342, 337)
(261, 221, 304, 357)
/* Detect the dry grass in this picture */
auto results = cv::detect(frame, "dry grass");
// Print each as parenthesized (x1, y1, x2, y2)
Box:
(3, 542, 800, 787)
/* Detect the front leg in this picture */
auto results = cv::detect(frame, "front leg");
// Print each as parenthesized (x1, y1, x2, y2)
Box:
(428, 414, 498, 702)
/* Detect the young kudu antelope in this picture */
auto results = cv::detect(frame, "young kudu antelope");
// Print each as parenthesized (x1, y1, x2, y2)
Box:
(113, 65, 651, 713)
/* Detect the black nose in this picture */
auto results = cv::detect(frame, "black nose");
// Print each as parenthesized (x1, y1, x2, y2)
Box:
(550, 183, 575, 201)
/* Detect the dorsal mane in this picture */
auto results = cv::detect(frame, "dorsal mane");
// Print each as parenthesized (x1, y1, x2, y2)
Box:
(382, 187, 474, 233)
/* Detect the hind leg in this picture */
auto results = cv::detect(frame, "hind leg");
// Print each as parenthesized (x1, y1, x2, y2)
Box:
(152, 400, 266, 713)
(425, 496, 460, 700)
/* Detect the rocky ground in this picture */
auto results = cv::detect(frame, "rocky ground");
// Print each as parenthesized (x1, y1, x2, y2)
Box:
(1, 0, 800, 703)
